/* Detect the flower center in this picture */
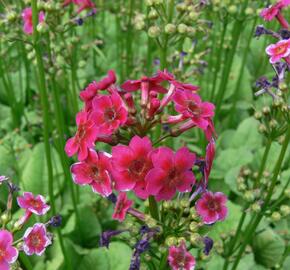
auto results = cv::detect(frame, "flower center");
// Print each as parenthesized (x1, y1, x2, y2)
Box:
(76, 124, 86, 142)
(187, 101, 201, 116)
(274, 43, 287, 55)
(207, 200, 220, 211)
(104, 108, 116, 121)
(168, 168, 179, 187)
(129, 160, 145, 175)
(90, 166, 102, 183)
(31, 235, 41, 247)
(30, 199, 41, 209)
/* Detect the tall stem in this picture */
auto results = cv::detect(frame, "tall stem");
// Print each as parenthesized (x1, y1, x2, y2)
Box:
(31, 2, 71, 269)
(148, 196, 159, 221)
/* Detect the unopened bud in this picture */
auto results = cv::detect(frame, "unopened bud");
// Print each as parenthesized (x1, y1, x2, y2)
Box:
(190, 233, 200, 245)
(258, 124, 267, 134)
(251, 203, 261, 212)
(228, 5, 238, 14)
(178, 24, 188, 34)
(254, 111, 262, 120)
(280, 205, 290, 216)
(148, 26, 161, 38)
(165, 23, 176, 34)
(148, 9, 158, 20)
(271, 212, 281, 222)
(165, 236, 177, 246)
(262, 106, 271, 115)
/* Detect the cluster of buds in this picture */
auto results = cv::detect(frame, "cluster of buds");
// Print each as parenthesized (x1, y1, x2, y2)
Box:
(65, 69, 228, 269)
(210, 0, 261, 18)
(0, 176, 60, 270)
(254, 0, 289, 107)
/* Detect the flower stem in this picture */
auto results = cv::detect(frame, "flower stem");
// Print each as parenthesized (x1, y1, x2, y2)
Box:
(148, 196, 159, 221)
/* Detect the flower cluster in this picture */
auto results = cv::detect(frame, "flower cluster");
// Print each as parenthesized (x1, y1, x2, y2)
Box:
(65, 70, 227, 269)
(0, 177, 59, 270)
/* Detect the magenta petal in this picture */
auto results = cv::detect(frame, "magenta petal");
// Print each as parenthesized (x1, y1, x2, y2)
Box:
(121, 80, 140, 91)
(156, 186, 176, 201)
(146, 168, 167, 195)
(0, 261, 9, 270)
(176, 171, 195, 192)
(71, 163, 92, 185)
(113, 170, 135, 191)
(65, 137, 79, 157)
(174, 147, 195, 171)
(129, 136, 152, 157)
(218, 206, 228, 221)
(151, 147, 174, 170)
(6, 246, 18, 263)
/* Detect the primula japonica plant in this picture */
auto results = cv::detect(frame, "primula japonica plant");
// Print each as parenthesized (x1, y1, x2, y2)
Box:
(0, 176, 60, 270)
(65, 69, 228, 269)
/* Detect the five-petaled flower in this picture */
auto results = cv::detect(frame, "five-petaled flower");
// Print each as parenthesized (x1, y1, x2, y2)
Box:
(21, 7, 45, 35)
(266, 39, 290, 64)
(146, 147, 196, 201)
(112, 192, 133, 222)
(173, 90, 215, 131)
(65, 111, 98, 161)
(23, 223, 52, 256)
(90, 92, 128, 136)
(195, 191, 228, 224)
(112, 136, 153, 199)
(17, 192, 50, 216)
(71, 149, 112, 197)
(168, 240, 196, 270)
(260, 0, 290, 21)
(0, 230, 18, 270)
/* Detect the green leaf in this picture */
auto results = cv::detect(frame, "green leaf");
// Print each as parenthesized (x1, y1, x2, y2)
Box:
(105, 242, 132, 270)
(252, 228, 285, 268)
(79, 249, 109, 270)
(21, 143, 63, 195)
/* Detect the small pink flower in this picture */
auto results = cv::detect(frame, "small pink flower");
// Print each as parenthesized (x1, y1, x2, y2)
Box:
(146, 147, 196, 201)
(17, 192, 50, 216)
(204, 140, 215, 187)
(80, 70, 116, 111)
(71, 149, 112, 196)
(260, 0, 289, 21)
(112, 192, 133, 222)
(63, 0, 95, 13)
(65, 111, 98, 161)
(266, 39, 290, 64)
(23, 223, 51, 256)
(168, 241, 196, 270)
(0, 230, 18, 270)
(90, 93, 128, 135)
(173, 90, 215, 131)
(0, 176, 7, 183)
(21, 7, 45, 35)
(112, 136, 153, 199)
(195, 191, 228, 224)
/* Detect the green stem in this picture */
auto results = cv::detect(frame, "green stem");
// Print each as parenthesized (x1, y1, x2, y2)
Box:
(148, 196, 159, 221)
(231, 125, 290, 270)
(31, 2, 71, 269)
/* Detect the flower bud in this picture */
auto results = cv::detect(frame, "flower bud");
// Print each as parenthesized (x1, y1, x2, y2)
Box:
(190, 233, 200, 245)
(148, 26, 161, 38)
(165, 236, 177, 246)
(37, 22, 48, 33)
(7, 11, 17, 22)
(78, 60, 86, 68)
(177, 24, 188, 34)
(176, 3, 187, 12)
(254, 111, 262, 120)
(189, 222, 198, 232)
(258, 124, 267, 134)
(284, 188, 290, 198)
(189, 12, 198, 21)
(180, 198, 189, 208)
(145, 0, 154, 6)
(271, 212, 281, 222)
(273, 99, 282, 108)
(245, 7, 254, 15)
(148, 9, 158, 20)
(269, 119, 278, 129)
(44, 2, 53, 11)
(237, 183, 247, 192)
(251, 203, 261, 213)
(177, 237, 186, 245)
(280, 205, 290, 216)
(244, 191, 255, 202)
(228, 5, 238, 14)
(262, 106, 271, 115)
(165, 23, 176, 34)
(279, 82, 287, 92)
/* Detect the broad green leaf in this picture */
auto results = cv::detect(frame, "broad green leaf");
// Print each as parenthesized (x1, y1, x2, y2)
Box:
(252, 228, 285, 268)
(79, 249, 109, 270)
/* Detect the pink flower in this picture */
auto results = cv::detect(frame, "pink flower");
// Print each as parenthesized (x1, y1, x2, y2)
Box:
(158, 70, 199, 92)
(0, 176, 7, 183)
(112, 136, 153, 199)
(17, 192, 50, 216)
(266, 39, 290, 64)
(21, 7, 45, 35)
(65, 111, 98, 161)
(195, 191, 228, 224)
(146, 147, 196, 201)
(112, 192, 133, 222)
(23, 223, 51, 256)
(63, 0, 95, 13)
(204, 140, 215, 188)
(80, 70, 116, 111)
(173, 90, 215, 131)
(90, 93, 128, 135)
(0, 230, 18, 270)
(71, 149, 112, 196)
(168, 241, 196, 270)
(260, 0, 289, 21)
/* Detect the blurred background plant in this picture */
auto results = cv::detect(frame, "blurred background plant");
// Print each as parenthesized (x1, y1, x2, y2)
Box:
(0, 0, 289, 269)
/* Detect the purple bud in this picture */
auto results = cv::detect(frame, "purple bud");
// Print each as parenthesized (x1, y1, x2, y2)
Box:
(99, 230, 126, 248)
(48, 215, 62, 227)
(203, 237, 214, 255)
(107, 193, 117, 204)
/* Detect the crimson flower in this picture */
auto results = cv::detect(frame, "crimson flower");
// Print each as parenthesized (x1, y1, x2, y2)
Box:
(168, 241, 196, 270)
(23, 223, 51, 256)
(17, 192, 50, 216)
(173, 90, 215, 130)
(90, 93, 128, 135)
(63, 0, 95, 13)
(65, 111, 98, 161)
(71, 149, 112, 197)
(146, 147, 196, 201)
(22, 7, 45, 35)
(195, 191, 228, 224)
(112, 192, 133, 222)
(260, 0, 289, 21)
(203, 139, 215, 188)
(0, 230, 18, 270)
(266, 39, 290, 64)
(80, 70, 116, 111)
(112, 136, 153, 199)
